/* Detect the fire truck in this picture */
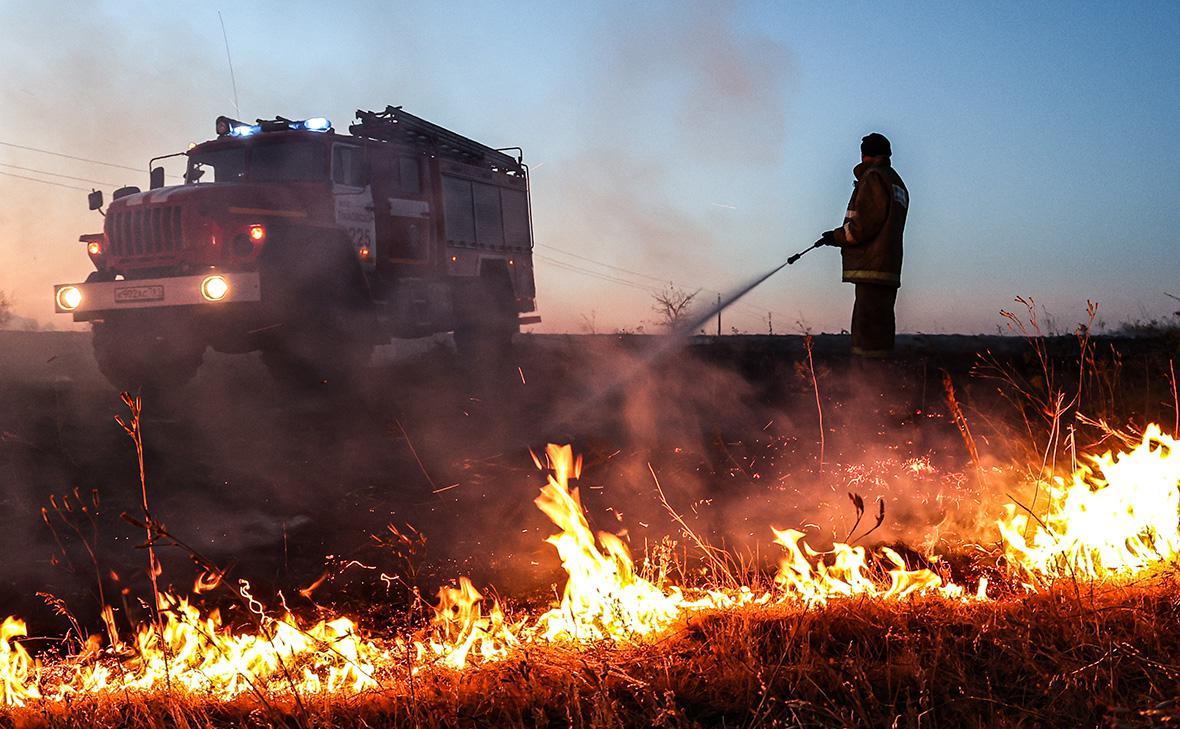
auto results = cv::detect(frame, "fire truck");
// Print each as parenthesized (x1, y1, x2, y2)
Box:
(53, 106, 538, 389)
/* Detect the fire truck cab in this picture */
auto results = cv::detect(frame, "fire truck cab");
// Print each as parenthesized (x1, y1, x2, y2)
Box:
(54, 106, 538, 389)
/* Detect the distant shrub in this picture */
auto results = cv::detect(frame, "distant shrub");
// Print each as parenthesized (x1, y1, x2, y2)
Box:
(1112, 312, 1180, 337)
(0, 291, 12, 329)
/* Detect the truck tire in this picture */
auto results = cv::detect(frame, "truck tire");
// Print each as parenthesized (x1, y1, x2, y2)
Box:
(453, 273, 517, 362)
(258, 247, 374, 388)
(91, 316, 205, 392)
(259, 322, 373, 388)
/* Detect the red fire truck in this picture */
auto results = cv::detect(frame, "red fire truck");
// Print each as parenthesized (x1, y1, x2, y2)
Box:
(53, 106, 538, 388)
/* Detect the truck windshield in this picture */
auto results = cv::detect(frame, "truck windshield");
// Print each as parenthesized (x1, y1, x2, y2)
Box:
(186, 140, 327, 183)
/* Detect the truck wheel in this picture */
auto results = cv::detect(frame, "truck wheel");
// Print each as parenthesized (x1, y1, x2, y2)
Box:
(258, 289, 374, 388)
(91, 317, 205, 392)
(453, 274, 517, 362)
(259, 325, 373, 388)
(258, 239, 376, 388)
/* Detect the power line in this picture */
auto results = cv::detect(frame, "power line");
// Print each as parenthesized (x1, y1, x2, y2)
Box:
(538, 242, 689, 288)
(534, 253, 660, 293)
(535, 253, 681, 293)
(0, 142, 789, 328)
(0, 162, 120, 187)
(536, 248, 776, 320)
(538, 242, 752, 308)
(0, 140, 144, 173)
(537, 242, 787, 323)
(535, 252, 784, 331)
(536, 256, 673, 295)
(0, 170, 91, 191)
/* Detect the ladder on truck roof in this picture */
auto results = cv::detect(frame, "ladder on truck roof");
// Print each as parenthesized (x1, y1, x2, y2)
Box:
(349, 106, 523, 173)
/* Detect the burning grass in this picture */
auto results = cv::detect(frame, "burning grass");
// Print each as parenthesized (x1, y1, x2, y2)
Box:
(3, 420, 1180, 726)
(14, 578, 1180, 727)
(3, 312, 1180, 726)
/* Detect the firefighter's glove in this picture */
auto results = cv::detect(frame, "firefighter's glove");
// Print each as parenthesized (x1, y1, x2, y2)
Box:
(820, 230, 838, 246)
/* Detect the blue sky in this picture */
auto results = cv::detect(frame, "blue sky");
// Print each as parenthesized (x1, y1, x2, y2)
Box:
(1, 1, 1176, 333)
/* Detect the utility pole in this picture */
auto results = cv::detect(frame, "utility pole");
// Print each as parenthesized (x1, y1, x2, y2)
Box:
(716, 294, 722, 336)
(768, 311, 773, 335)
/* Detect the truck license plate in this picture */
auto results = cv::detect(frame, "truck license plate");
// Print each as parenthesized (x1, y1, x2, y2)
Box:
(114, 285, 165, 303)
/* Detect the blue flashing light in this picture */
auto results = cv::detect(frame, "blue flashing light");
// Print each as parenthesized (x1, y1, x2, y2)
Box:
(302, 117, 332, 132)
(231, 124, 260, 137)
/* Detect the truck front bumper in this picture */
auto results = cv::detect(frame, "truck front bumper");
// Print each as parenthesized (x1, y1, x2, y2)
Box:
(53, 272, 262, 320)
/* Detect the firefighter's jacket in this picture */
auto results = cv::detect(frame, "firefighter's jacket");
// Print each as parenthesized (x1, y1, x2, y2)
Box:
(831, 160, 908, 287)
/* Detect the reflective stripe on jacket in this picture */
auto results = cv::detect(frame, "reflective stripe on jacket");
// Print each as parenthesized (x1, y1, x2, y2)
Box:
(832, 160, 908, 288)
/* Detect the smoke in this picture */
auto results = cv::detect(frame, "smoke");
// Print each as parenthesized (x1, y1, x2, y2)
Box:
(0, 3, 227, 326)
(532, 3, 794, 333)
(0, 1, 796, 335)
(0, 316, 1045, 633)
(536, 336, 1021, 568)
(0, 2, 1018, 629)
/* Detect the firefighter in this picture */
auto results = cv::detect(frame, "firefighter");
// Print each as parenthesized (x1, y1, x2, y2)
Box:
(820, 132, 908, 359)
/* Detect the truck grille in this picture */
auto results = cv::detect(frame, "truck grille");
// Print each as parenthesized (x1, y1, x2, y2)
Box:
(107, 206, 184, 257)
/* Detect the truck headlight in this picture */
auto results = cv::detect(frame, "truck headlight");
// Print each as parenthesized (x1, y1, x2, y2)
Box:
(56, 286, 82, 311)
(201, 275, 230, 301)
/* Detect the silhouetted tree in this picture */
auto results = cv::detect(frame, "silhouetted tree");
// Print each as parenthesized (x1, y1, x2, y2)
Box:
(651, 284, 698, 330)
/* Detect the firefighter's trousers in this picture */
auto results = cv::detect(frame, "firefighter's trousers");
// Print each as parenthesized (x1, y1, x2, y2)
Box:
(851, 283, 897, 358)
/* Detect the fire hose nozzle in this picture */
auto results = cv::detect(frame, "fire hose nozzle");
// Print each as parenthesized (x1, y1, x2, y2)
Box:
(787, 239, 825, 265)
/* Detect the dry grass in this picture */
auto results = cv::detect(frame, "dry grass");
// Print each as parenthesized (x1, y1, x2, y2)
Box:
(9, 574, 1180, 728)
(6, 322, 1180, 727)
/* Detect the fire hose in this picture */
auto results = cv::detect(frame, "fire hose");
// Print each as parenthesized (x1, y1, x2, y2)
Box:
(682, 237, 825, 334)
(545, 237, 827, 432)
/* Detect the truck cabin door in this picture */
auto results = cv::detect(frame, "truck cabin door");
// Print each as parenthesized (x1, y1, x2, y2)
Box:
(369, 152, 432, 266)
(331, 143, 377, 266)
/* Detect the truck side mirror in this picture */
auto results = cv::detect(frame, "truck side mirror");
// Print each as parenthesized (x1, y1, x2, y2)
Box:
(88, 189, 104, 211)
(149, 166, 165, 190)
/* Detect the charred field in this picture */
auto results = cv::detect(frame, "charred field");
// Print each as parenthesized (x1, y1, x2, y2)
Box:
(1, 324, 1179, 727)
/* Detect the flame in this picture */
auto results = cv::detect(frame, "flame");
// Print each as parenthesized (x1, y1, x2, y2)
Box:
(533, 444, 699, 640)
(0, 618, 40, 706)
(68, 592, 380, 698)
(417, 577, 518, 670)
(20, 424, 1179, 706)
(193, 569, 223, 594)
(998, 424, 1180, 582)
(771, 529, 961, 603)
(0, 441, 984, 705)
(532, 444, 962, 642)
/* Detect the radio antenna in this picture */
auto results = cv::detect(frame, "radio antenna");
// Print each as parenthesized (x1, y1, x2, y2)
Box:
(217, 11, 241, 118)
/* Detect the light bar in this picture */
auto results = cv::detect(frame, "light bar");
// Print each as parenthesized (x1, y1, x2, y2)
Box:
(215, 115, 333, 137)
(301, 117, 331, 132)
(230, 124, 261, 137)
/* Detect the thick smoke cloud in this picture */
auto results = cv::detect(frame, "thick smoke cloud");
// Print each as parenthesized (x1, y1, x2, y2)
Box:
(0, 3, 1008, 631)
(556, 339, 1009, 560)
(0, 2, 796, 337)
(0, 4, 227, 327)
(534, 4, 795, 333)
